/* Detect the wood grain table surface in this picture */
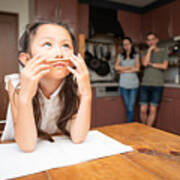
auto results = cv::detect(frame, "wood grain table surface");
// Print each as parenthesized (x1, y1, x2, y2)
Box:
(2, 122, 180, 180)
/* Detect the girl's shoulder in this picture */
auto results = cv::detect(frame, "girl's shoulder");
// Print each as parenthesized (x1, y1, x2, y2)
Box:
(4, 73, 20, 91)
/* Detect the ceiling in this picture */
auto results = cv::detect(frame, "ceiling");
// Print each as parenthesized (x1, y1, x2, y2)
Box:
(109, 0, 157, 7)
(80, 0, 175, 14)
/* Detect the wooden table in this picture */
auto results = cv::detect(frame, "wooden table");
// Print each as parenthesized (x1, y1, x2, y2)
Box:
(6, 123, 180, 180)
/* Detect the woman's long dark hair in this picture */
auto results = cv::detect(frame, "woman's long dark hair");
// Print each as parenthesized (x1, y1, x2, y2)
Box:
(121, 37, 136, 60)
(17, 20, 80, 142)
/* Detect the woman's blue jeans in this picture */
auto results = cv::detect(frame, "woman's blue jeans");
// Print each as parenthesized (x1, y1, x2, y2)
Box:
(120, 87, 138, 123)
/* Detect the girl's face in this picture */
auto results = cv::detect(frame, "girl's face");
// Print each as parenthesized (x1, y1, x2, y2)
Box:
(30, 24, 74, 80)
(123, 39, 132, 52)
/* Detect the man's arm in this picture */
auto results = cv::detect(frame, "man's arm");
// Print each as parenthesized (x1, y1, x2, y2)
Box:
(150, 60, 168, 70)
(142, 46, 155, 67)
(150, 49, 169, 70)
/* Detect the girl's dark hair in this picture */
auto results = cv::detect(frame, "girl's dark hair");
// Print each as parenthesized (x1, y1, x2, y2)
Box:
(18, 19, 80, 142)
(121, 37, 136, 60)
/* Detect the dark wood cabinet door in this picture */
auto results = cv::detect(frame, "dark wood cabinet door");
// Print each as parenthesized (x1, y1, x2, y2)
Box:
(172, 0, 180, 36)
(118, 11, 142, 43)
(34, 0, 57, 20)
(155, 88, 180, 135)
(142, 11, 153, 39)
(171, 99, 180, 135)
(95, 96, 126, 127)
(90, 88, 96, 128)
(34, 0, 79, 33)
(0, 13, 18, 120)
(156, 96, 174, 133)
(152, 4, 172, 40)
(141, 2, 180, 40)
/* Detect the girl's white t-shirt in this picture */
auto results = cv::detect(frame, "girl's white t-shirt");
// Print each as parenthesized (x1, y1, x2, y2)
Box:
(1, 73, 71, 141)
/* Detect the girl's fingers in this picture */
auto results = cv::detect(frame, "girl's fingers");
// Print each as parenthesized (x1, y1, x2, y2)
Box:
(26, 55, 47, 71)
(69, 57, 82, 72)
(67, 66, 79, 77)
(32, 64, 51, 75)
(72, 54, 84, 66)
(31, 55, 47, 67)
(27, 53, 43, 66)
(31, 53, 42, 62)
(72, 54, 88, 71)
(77, 53, 87, 67)
(47, 57, 69, 62)
(32, 56, 69, 68)
(78, 54, 89, 71)
(35, 69, 50, 81)
(78, 54, 86, 65)
(31, 56, 58, 70)
(25, 53, 41, 67)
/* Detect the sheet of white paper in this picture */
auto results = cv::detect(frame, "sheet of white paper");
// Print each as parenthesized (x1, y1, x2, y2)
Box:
(0, 130, 133, 180)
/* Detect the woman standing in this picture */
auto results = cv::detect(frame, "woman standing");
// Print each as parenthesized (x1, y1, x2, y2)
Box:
(115, 37, 140, 123)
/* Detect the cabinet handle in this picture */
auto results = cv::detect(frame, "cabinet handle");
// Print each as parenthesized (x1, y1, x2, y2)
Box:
(163, 97, 173, 102)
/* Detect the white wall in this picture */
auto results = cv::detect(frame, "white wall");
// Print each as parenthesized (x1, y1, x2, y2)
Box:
(0, 0, 29, 36)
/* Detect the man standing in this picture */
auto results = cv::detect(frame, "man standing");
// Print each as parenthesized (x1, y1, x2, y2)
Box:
(140, 32, 169, 126)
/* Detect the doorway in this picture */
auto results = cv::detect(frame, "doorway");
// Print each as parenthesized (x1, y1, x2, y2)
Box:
(0, 12, 18, 123)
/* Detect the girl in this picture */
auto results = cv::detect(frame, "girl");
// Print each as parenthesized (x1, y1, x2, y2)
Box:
(1, 20, 92, 152)
(115, 37, 140, 123)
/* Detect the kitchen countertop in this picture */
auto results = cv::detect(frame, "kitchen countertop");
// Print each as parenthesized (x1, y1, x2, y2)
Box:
(91, 82, 180, 88)
(9, 123, 180, 180)
(91, 82, 119, 87)
(164, 83, 180, 88)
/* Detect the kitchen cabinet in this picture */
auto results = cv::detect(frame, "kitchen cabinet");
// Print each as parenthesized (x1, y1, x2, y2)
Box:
(142, 0, 180, 40)
(94, 96, 126, 127)
(155, 87, 180, 135)
(141, 11, 153, 40)
(151, 4, 172, 40)
(91, 88, 97, 128)
(91, 87, 141, 128)
(0, 13, 18, 123)
(91, 87, 126, 128)
(172, 0, 180, 36)
(119, 1, 180, 40)
(117, 10, 142, 43)
(142, 3, 172, 40)
(34, 0, 79, 33)
(92, 86, 180, 135)
(79, 4, 89, 38)
(34, 0, 57, 20)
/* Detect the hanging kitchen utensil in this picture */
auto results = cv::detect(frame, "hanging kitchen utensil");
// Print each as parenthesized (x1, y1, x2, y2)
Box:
(95, 45, 110, 76)
(103, 45, 107, 60)
(89, 44, 102, 71)
(95, 60, 110, 76)
(85, 43, 94, 67)
(111, 45, 116, 59)
(100, 45, 104, 60)
(96, 44, 102, 59)
(105, 44, 111, 61)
